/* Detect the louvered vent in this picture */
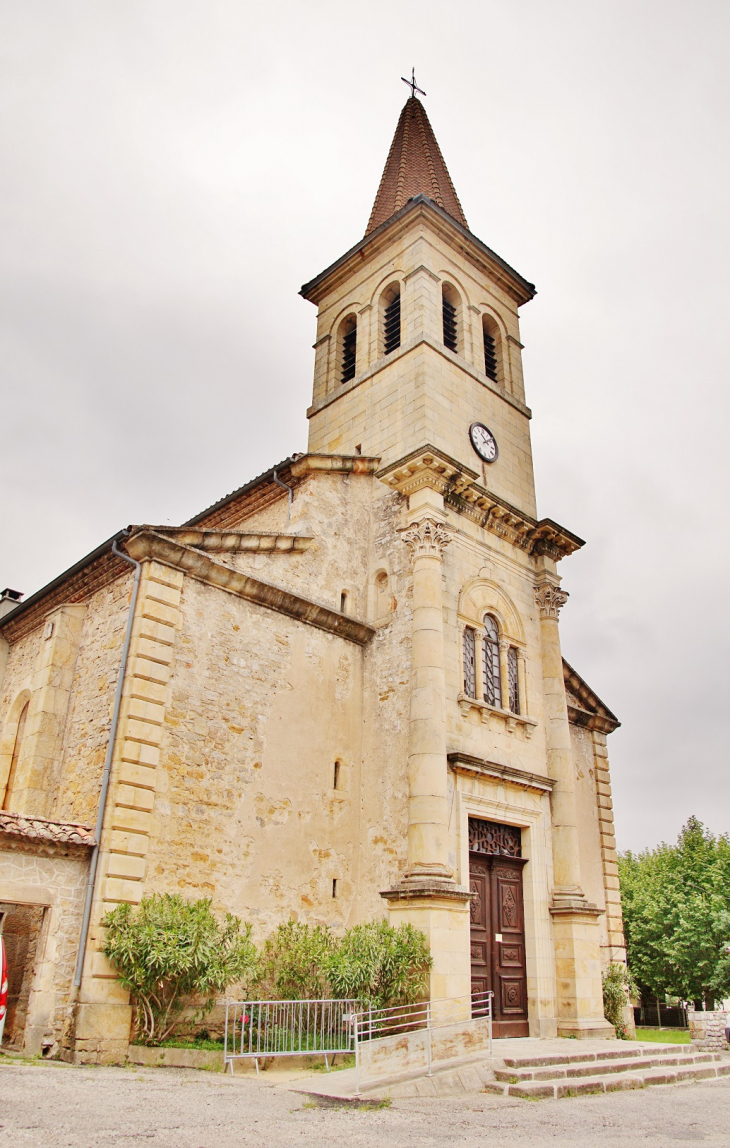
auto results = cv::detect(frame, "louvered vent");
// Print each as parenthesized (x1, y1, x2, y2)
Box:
(483, 330, 498, 382)
(384, 294, 401, 355)
(443, 297, 457, 352)
(341, 326, 357, 383)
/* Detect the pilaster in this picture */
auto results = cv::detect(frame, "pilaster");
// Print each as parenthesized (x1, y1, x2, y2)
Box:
(73, 559, 184, 1063)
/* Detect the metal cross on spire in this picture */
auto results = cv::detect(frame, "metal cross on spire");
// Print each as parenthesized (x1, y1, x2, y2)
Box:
(401, 68, 426, 99)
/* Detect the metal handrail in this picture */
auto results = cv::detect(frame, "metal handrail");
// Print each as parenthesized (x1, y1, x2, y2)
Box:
(224, 997, 359, 1074)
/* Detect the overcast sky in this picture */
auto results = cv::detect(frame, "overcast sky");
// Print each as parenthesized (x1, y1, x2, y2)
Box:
(1, 1, 728, 853)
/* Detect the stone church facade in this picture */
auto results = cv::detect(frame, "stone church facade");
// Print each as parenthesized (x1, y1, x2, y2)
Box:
(0, 95, 626, 1061)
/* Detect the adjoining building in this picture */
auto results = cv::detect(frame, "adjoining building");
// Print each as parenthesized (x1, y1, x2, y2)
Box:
(0, 93, 625, 1061)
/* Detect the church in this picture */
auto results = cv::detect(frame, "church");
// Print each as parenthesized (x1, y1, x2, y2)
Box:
(0, 91, 627, 1061)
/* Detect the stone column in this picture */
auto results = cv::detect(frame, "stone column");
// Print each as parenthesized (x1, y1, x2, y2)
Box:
(498, 639, 510, 712)
(516, 648, 528, 716)
(401, 517, 453, 880)
(535, 559, 614, 1039)
(381, 516, 472, 1006)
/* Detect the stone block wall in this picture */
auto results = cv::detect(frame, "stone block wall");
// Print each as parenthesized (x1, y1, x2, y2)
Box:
(689, 1009, 729, 1050)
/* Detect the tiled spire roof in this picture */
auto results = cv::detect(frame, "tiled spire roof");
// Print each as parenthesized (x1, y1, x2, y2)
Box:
(366, 97, 468, 235)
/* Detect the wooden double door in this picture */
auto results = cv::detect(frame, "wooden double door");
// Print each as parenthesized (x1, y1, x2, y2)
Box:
(469, 852, 529, 1038)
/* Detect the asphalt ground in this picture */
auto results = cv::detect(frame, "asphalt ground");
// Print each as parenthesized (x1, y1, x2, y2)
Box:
(1, 1060, 730, 1147)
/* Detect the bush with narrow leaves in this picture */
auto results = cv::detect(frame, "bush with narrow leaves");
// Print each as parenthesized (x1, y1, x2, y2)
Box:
(102, 894, 258, 1044)
(255, 920, 335, 1001)
(325, 921, 432, 1009)
(602, 963, 634, 1039)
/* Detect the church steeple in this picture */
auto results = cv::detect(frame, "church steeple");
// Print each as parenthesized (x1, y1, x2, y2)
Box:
(366, 97, 468, 235)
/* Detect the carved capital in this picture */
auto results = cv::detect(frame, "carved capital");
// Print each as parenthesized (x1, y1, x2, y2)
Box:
(535, 582, 569, 619)
(401, 518, 453, 561)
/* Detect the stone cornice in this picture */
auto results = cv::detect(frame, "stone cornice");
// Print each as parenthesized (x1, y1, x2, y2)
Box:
(141, 527, 313, 554)
(377, 446, 584, 560)
(300, 196, 536, 308)
(123, 529, 375, 647)
(447, 752, 554, 793)
(290, 454, 381, 477)
(563, 659, 620, 733)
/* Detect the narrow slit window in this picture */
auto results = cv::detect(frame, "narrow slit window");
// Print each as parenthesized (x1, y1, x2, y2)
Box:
(340, 591, 348, 613)
(508, 647, 520, 714)
(333, 761, 340, 790)
(463, 627, 476, 698)
(332, 879, 338, 898)
(483, 328, 498, 382)
(340, 317, 357, 383)
(442, 293, 458, 353)
(482, 615, 502, 708)
(384, 289, 401, 354)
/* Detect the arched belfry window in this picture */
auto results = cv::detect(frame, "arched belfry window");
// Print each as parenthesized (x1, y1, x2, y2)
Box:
(442, 284, 459, 353)
(482, 316, 500, 384)
(382, 284, 401, 355)
(482, 614, 502, 707)
(339, 315, 357, 383)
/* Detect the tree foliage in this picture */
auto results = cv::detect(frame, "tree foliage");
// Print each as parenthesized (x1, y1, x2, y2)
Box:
(619, 817, 730, 1003)
(102, 894, 258, 1044)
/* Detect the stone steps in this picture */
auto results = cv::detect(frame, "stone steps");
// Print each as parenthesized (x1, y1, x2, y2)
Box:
(484, 1050, 730, 1099)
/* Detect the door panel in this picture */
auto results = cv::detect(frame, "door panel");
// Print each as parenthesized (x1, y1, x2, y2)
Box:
(469, 852, 529, 1037)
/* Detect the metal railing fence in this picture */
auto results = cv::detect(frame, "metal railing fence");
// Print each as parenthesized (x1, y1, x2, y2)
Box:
(224, 990, 493, 1088)
(224, 998, 358, 1073)
(352, 990, 493, 1093)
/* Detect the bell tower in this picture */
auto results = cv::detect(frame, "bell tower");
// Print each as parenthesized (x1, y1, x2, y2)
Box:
(301, 94, 538, 519)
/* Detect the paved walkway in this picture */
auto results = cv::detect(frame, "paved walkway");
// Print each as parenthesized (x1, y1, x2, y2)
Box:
(2, 1058, 730, 1147)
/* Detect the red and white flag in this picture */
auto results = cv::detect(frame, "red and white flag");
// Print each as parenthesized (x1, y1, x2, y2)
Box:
(0, 934, 7, 1044)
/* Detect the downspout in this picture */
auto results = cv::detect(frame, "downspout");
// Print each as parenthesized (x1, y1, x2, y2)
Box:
(73, 535, 141, 987)
(272, 470, 294, 529)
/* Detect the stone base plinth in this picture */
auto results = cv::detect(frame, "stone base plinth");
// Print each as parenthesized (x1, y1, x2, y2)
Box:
(381, 880, 472, 1004)
(550, 903, 615, 1040)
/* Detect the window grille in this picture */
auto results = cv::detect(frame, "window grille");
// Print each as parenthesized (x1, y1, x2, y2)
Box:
(468, 817, 522, 857)
(442, 296, 458, 352)
(463, 627, 476, 698)
(483, 329, 498, 382)
(384, 293, 401, 354)
(508, 647, 520, 714)
(482, 615, 502, 707)
(341, 325, 357, 382)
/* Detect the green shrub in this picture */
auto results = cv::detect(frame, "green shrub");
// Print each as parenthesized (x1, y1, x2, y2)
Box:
(602, 963, 634, 1039)
(255, 920, 336, 1000)
(102, 894, 258, 1044)
(325, 920, 432, 1009)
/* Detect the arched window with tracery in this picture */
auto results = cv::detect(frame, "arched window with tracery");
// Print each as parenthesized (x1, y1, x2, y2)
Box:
(3, 699, 29, 812)
(482, 615, 502, 707)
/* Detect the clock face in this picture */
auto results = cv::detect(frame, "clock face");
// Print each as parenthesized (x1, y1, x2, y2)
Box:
(469, 422, 499, 463)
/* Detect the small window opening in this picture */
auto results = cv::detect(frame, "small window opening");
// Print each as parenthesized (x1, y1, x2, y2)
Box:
(483, 615, 502, 708)
(483, 325, 498, 382)
(442, 286, 458, 353)
(383, 286, 401, 354)
(340, 591, 348, 614)
(463, 627, 476, 698)
(332, 879, 338, 898)
(340, 316, 357, 383)
(508, 647, 520, 714)
(333, 761, 341, 789)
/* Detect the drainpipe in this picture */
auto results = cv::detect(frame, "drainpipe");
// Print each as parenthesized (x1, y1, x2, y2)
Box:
(272, 470, 294, 529)
(73, 535, 141, 987)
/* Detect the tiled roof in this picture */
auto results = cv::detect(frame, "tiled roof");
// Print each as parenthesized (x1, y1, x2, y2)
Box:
(366, 97, 467, 235)
(0, 810, 96, 848)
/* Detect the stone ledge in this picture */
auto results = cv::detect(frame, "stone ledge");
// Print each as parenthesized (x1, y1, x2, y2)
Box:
(447, 752, 553, 793)
(456, 693, 538, 738)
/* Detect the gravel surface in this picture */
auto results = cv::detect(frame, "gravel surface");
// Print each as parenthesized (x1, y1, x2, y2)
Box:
(1, 1060, 730, 1147)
